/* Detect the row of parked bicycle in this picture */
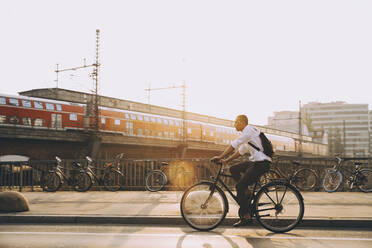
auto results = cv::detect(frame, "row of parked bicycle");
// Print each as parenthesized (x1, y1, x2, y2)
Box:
(41, 154, 372, 193)
(42, 153, 183, 192)
(42, 154, 125, 192)
(260, 156, 372, 193)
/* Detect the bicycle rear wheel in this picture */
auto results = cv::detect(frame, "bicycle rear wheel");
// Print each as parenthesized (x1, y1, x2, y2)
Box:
(357, 169, 372, 193)
(180, 182, 228, 231)
(292, 168, 318, 191)
(322, 170, 342, 192)
(74, 172, 93, 192)
(43, 171, 62, 192)
(254, 181, 304, 233)
(103, 170, 124, 191)
(145, 171, 167, 192)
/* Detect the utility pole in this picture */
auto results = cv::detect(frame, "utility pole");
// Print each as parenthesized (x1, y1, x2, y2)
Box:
(343, 120, 346, 157)
(145, 82, 188, 147)
(54, 29, 101, 131)
(298, 100, 303, 156)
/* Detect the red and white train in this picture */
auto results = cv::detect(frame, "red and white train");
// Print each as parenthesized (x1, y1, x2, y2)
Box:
(0, 93, 328, 156)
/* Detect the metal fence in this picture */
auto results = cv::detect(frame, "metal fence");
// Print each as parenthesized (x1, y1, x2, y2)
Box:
(1, 156, 371, 192)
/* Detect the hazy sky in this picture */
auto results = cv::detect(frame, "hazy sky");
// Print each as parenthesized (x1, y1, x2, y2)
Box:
(1, 0, 371, 125)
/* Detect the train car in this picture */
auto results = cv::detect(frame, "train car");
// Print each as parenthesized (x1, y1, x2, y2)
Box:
(0, 94, 85, 130)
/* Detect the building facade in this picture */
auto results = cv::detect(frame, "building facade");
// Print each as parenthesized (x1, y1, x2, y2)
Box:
(268, 101, 371, 157)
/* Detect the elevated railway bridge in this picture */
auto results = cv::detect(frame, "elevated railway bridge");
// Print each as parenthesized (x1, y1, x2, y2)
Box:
(0, 88, 327, 160)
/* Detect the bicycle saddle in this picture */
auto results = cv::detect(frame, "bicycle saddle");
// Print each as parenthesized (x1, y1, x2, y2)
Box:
(354, 162, 363, 166)
(161, 162, 169, 166)
(292, 161, 300, 166)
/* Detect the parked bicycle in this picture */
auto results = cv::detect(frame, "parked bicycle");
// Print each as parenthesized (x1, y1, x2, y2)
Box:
(42, 156, 92, 192)
(85, 153, 125, 191)
(180, 160, 304, 233)
(259, 158, 318, 191)
(322, 157, 372, 193)
(145, 161, 194, 192)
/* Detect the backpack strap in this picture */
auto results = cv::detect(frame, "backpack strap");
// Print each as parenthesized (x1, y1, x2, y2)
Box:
(248, 141, 261, 152)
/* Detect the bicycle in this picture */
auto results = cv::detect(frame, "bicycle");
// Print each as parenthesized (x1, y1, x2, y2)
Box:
(43, 156, 92, 192)
(322, 157, 372, 193)
(145, 161, 194, 192)
(259, 158, 318, 191)
(180, 160, 304, 233)
(84, 154, 125, 191)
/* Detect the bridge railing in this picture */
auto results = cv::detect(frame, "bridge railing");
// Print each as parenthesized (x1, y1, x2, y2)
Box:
(1, 156, 371, 192)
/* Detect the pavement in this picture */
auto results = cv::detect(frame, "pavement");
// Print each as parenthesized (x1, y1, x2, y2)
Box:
(0, 191, 372, 228)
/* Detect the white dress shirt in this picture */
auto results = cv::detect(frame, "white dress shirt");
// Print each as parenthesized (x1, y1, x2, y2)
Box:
(231, 125, 272, 162)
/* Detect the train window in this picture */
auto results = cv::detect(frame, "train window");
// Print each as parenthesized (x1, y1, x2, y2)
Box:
(0, 115, 6, 124)
(101, 117, 106, 124)
(9, 98, 19, 106)
(145, 129, 150, 136)
(34, 118, 44, 127)
(69, 113, 78, 121)
(46, 103, 54, 110)
(158, 131, 162, 137)
(203, 130, 206, 135)
(56, 104, 62, 111)
(210, 131, 214, 136)
(170, 132, 174, 138)
(164, 131, 168, 137)
(151, 117, 156, 123)
(137, 128, 143, 136)
(22, 100, 31, 108)
(114, 119, 120, 125)
(9, 116, 19, 124)
(130, 114, 136, 120)
(144, 116, 149, 122)
(164, 119, 168, 125)
(157, 118, 162, 124)
(34, 101, 43, 109)
(187, 128, 192, 134)
(22, 117, 32, 126)
(175, 121, 180, 126)
(0, 97, 6, 105)
(137, 115, 143, 121)
(125, 113, 129, 119)
(169, 120, 174, 125)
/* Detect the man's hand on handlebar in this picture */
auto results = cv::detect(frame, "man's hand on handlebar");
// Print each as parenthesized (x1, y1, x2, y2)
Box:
(210, 156, 221, 163)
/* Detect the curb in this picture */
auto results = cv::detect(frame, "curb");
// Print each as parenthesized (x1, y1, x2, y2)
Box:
(1, 215, 372, 229)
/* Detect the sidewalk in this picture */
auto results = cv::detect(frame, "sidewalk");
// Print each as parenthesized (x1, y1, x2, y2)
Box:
(1, 191, 372, 228)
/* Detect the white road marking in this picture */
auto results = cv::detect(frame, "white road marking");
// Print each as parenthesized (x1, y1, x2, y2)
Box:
(0, 231, 372, 241)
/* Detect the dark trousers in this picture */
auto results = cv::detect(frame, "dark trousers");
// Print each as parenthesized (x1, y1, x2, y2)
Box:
(229, 160, 270, 215)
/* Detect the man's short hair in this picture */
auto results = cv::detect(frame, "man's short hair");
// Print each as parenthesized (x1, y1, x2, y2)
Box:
(236, 115, 248, 124)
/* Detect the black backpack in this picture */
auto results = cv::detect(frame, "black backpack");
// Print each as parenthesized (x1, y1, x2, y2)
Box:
(248, 132, 274, 158)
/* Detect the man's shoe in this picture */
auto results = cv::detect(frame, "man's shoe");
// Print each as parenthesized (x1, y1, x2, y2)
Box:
(233, 218, 251, 227)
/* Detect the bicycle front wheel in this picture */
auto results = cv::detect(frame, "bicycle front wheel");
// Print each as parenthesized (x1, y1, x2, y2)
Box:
(180, 182, 228, 231)
(145, 171, 167, 192)
(357, 169, 372, 193)
(292, 168, 318, 191)
(103, 170, 124, 191)
(74, 172, 93, 192)
(254, 181, 304, 233)
(322, 170, 342, 192)
(43, 171, 62, 192)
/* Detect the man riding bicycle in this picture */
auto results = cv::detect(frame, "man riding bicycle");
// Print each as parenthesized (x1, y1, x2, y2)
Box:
(211, 114, 271, 227)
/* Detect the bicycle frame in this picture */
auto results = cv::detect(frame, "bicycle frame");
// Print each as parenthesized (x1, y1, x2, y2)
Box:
(272, 158, 300, 182)
(85, 157, 124, 185)
(327, 157, 370, 190)
(203, 162, 261, 213)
